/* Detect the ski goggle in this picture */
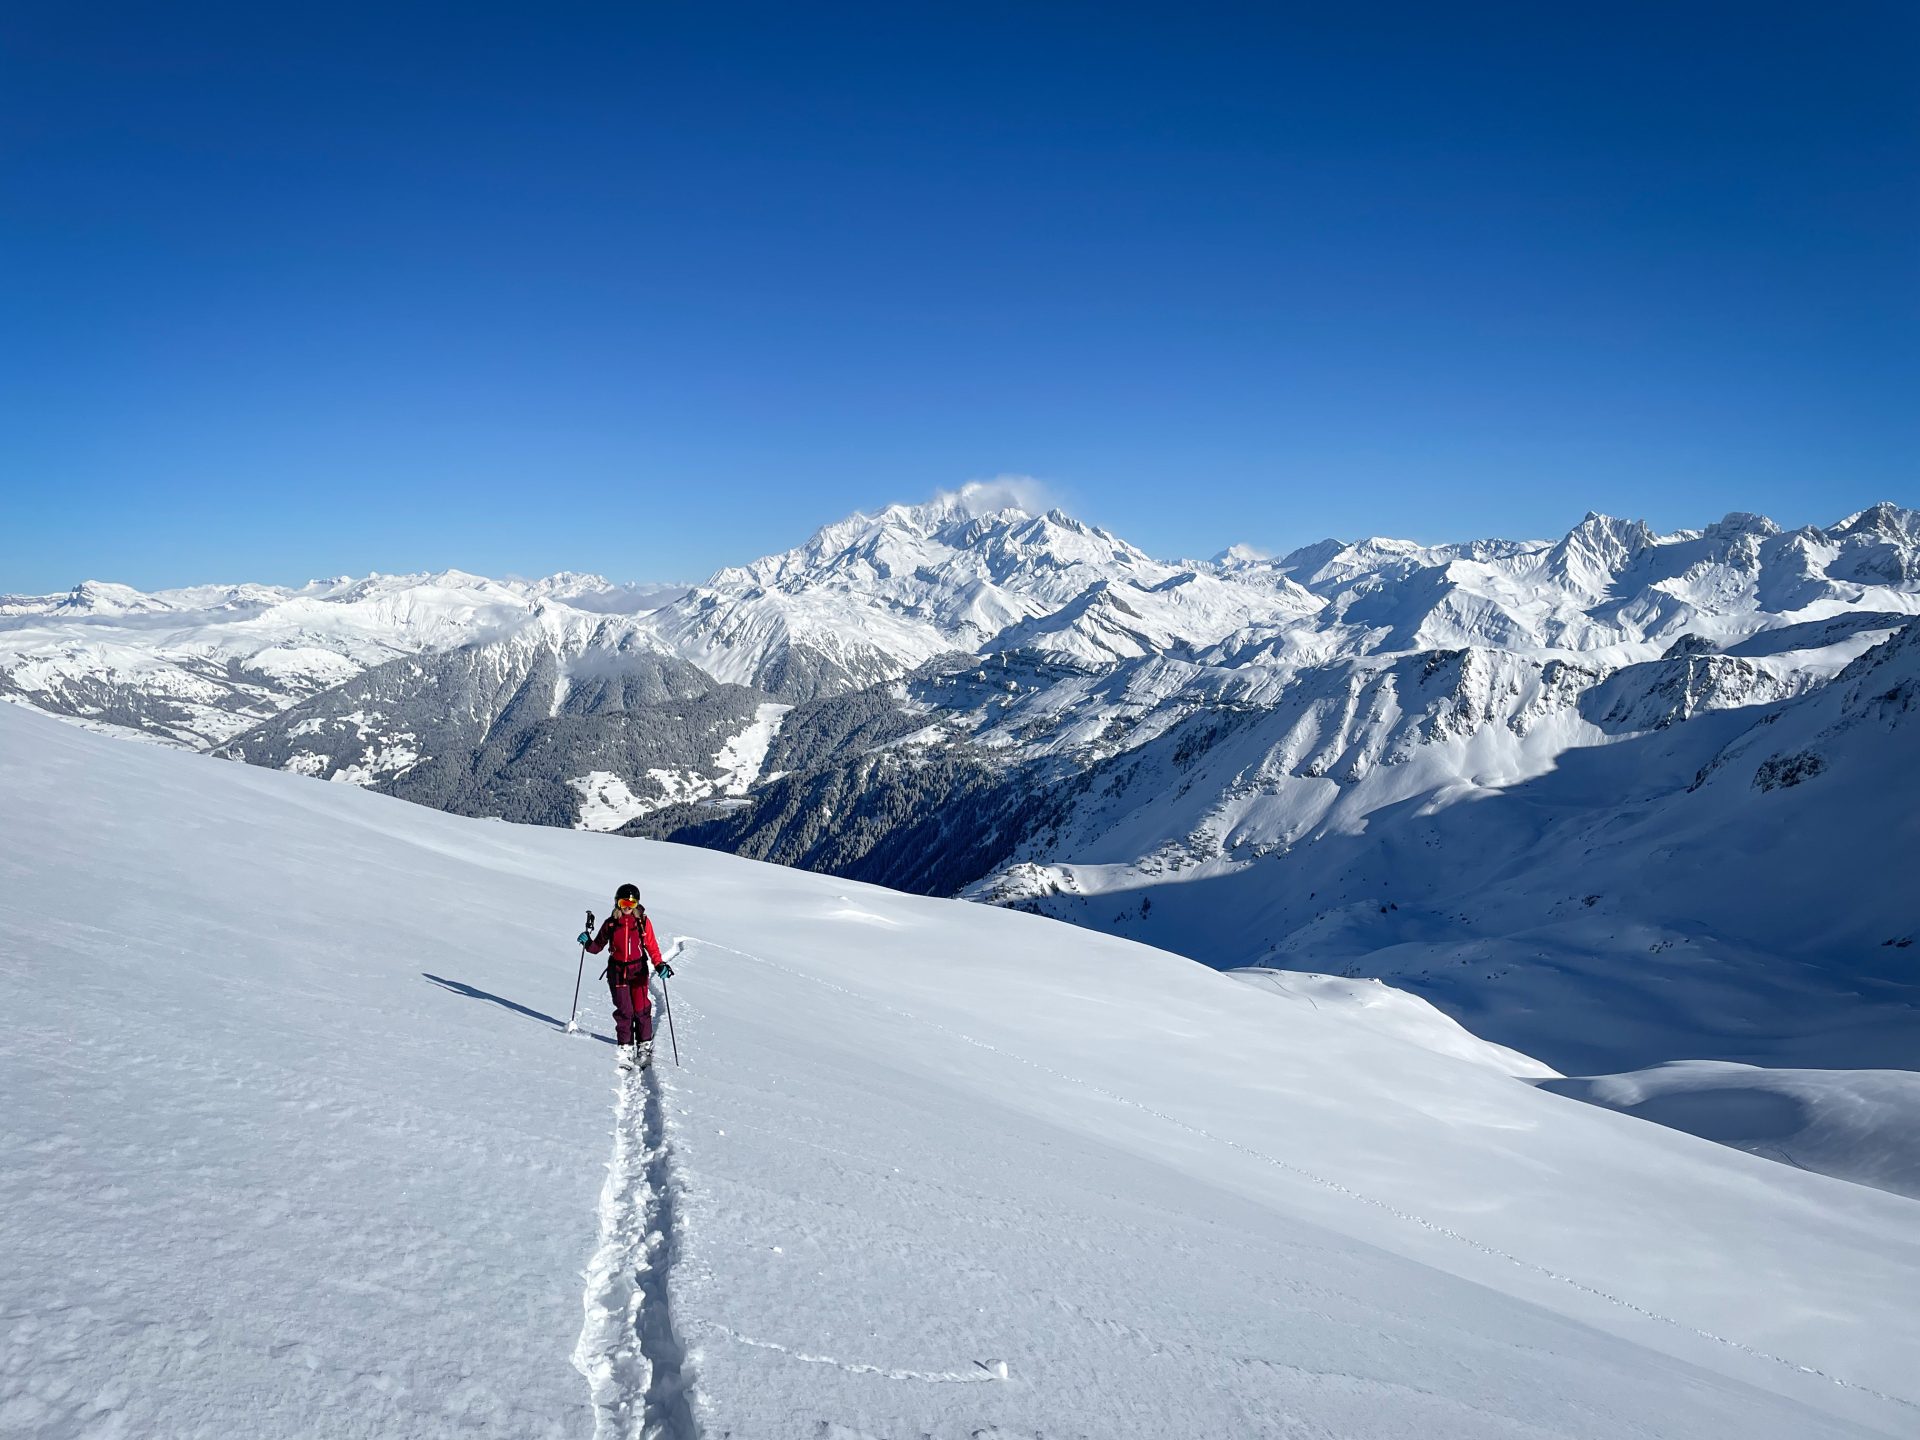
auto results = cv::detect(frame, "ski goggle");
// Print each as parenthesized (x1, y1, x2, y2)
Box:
(615, 897, 638, 909)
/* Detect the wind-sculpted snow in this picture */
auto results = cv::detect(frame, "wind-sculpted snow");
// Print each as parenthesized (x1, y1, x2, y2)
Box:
(5, 700, 1919, 1437)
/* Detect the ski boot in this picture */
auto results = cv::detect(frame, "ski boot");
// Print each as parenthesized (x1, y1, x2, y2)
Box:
(617, 1043, 637, 1072)
(637, 1040, 654, 1070)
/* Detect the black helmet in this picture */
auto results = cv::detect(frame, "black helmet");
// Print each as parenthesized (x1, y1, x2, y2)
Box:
(614, 882, 641, 904)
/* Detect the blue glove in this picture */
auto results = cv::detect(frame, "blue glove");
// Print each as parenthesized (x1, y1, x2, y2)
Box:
(655, 961, 674, 979)
(576, 931, 592, 946)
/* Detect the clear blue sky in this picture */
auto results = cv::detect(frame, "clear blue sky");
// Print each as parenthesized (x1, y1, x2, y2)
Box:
(3, 2, 1914, 591)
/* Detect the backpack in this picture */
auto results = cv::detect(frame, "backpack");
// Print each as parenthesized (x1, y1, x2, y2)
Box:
(607, 905, 649, 985)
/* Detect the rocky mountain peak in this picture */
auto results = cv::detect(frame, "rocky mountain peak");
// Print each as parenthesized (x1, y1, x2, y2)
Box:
(1210, 543, 1273, 570)
(1542, 512, 1659, 596)
(1830, 501, 1919, 544)
(1704, 511, 1781, 540)
(57, 581, 172, 615)
(1569, 511, 1658, 552)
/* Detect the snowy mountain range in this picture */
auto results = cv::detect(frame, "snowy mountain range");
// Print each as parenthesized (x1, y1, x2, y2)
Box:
(0, 570, 686, 750)
(6, 491, 1917, 1111)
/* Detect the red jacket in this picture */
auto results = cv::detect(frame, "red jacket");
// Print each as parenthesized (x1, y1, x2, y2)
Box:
(586, 908, 664, 986)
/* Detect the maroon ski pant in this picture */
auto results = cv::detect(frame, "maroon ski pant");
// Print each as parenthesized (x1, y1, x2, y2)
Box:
(609, 979, 654, 1046)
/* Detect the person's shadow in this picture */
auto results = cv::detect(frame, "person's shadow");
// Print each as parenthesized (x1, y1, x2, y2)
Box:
(422, 973, 614, 1045)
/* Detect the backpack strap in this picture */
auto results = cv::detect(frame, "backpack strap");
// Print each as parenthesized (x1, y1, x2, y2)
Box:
(611, 907, 647, 984)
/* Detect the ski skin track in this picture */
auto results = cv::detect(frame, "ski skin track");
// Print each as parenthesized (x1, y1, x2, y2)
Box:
(574, 1051, 699, 1439)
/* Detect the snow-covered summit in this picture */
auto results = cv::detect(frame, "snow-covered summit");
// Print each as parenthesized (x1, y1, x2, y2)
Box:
(1243, 505, 1920, 655)
(519, 572, 688, 614)
(1209, 540, 1272, 568)
(648, 496, 1322, 696)
(0, 579, 193, 617)
(708, 495, 1153, 594)
(1539, 511, 1661, 598)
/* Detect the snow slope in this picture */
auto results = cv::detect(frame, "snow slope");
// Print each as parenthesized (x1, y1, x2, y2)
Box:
(990, 620, 1920, 1074)
(1540, 1063, 1920, 1201)
(3, 702, 1918, 1438)
(1229, 968, 1562, 1079)
(563, 704, 790, 832)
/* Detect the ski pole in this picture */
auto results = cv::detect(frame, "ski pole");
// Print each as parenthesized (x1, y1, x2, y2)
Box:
(565, 909, 594, 1033)
(658, 970, 680, 1066)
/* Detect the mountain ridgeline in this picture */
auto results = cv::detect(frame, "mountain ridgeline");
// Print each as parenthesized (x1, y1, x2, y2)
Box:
(215, 624, 768, 827)
(5, 495, 1917, 1070)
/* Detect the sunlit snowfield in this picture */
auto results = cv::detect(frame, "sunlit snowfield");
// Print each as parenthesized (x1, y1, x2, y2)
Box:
(3, 700, 1916, 1438)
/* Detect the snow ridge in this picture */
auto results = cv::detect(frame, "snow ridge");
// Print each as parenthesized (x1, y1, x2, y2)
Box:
(574, 1065, 699, 1439)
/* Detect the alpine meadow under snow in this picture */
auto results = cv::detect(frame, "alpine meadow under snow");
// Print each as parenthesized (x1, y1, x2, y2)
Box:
(3, 700, 1918, 1439)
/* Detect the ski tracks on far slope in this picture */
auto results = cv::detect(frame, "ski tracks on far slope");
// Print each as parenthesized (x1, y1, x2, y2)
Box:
(574, 1063, 699, 1439)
